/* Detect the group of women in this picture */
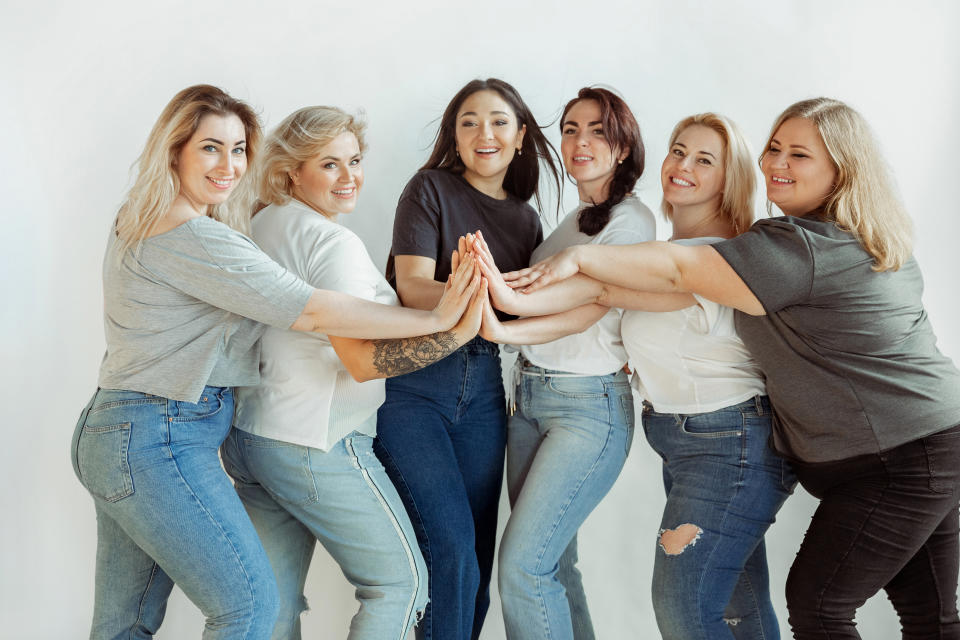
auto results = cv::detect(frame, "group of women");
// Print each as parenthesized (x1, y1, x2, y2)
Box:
(69, 77, 960, 640)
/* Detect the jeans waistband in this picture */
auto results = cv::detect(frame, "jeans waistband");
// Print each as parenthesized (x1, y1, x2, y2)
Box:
(462, 335, 501, 356)
(642, 394, 770, 417)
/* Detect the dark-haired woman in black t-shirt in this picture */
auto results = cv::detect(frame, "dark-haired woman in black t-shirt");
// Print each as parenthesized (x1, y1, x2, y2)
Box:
(502, 97, 960, 640)
(374, 77, 562, 640)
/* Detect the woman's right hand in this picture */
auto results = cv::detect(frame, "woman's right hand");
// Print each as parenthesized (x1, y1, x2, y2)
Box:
(466, 231, 527, 315)
(478, 291, 508, 344)
(452, 277, 488, 342)
(432, 252, 480, 330)
(502, 245, 582, 293)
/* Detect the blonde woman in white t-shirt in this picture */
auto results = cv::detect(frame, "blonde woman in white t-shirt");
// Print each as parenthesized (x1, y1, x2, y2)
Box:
(473, 114, 795, 639)
(219, 106, 487, 640)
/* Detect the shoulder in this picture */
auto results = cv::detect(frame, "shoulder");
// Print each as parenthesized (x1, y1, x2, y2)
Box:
(402, 169, 462, 197)
(596, 195, 656, 243)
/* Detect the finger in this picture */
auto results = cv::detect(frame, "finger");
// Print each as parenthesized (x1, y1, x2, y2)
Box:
(450, 249, 460, 277)
(458, 235, 467, 259)
(520, 272, 554, 294)
(502, 267, 531, 283)
(452, 254, 476, 296)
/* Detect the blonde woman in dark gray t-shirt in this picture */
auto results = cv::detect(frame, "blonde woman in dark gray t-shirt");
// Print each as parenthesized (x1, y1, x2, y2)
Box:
(71, 85, 483, 640)
(504, 98, 960, 639)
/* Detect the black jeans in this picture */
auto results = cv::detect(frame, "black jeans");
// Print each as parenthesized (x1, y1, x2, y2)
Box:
(786, 423, 960, 639)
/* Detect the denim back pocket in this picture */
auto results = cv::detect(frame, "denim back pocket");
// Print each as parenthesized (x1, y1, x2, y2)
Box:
(76, 422, 135, 503)
(923, 424, 960, 495)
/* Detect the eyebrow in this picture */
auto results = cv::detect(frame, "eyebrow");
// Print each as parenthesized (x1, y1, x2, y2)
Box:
(459, 110, 511, 118)
(771, 138, 813, 152)
(673, 141, 716, 158)
(319, 153, 361, 162)
(200, 138, 246, 146)
(563, 120, 603, 127)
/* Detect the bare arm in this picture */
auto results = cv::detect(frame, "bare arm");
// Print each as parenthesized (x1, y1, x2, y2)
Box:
(291, 254, 481, 337)
(330, 280, 488, 382)
(479, 296, 609, 346)
(505, 242, 765, 316)
(394, 254, 447, 310)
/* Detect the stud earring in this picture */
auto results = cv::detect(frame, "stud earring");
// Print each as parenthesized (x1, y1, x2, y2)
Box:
(517, 148, 522, 156)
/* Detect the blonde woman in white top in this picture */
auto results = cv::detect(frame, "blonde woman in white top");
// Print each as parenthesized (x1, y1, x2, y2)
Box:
(220, 106, 486, 640)
(475, 114, 795, 639)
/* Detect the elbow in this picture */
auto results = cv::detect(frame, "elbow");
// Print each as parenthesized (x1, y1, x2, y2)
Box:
(345, 365, 378, 383)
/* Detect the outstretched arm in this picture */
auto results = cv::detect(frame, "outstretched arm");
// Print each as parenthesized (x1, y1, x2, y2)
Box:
(479, 294, 609, 346)
(504, 242, 764, 316)
(291, 253, 481, 337)
(330, 279, 488, 382)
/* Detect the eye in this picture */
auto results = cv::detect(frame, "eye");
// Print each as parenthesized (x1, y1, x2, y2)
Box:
(791, 153, 808, 159)
(323, 162, 337, 170)
(697, 157, 712, 166)
(562, 127, 576, 135)
(767, 145, 781, 155)
(349, 157, 362, 166)
(592, 128, 604, 137)
(671, 148, 685, 157)
(232, 146, 246, 155)
(494, 119, 509, 126)
(460, 120, 477, 128)
(203, 144, 218, 153)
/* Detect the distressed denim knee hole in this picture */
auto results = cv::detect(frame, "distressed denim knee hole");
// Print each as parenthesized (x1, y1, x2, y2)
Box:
(658, 523, 703, 555)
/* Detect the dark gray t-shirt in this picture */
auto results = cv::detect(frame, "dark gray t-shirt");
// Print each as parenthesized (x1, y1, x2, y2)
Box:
(98, 216, 314, 402)
(387, 169, 542, 319)
(715, 215, 960, 462)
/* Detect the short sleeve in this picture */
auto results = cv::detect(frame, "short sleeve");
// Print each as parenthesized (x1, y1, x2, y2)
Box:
(304, 229, 379, 302)
(141, 219, 313, 328)
(594, 200, 656, 246)
(391, 173, 441, 260)
(713, 218, 815, 313)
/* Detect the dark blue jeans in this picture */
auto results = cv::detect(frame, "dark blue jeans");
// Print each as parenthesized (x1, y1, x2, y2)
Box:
(374, 337, 506, 640)
(787, 423, 960, 639)
(643, 396, 795, 640)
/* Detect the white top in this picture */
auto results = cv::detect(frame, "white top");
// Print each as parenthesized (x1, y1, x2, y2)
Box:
(234, 199, 399, 451)
(621, 236, 766, 413)
(519, 195, 656, 375)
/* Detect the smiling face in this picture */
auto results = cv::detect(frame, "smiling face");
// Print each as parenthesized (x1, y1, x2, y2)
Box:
(455, 89, 526, 194)
(561, 99, 626, 203)
(761, 117, 838, 216)
(290, 131, 363, 219)
(661, 124, 725, 212)
(175, 113, 248, 214)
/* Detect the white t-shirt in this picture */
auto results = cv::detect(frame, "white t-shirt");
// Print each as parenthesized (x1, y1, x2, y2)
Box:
(621, 236, 765, 414)
(519, 195, 656, 374)
(234, 199, 399, 451)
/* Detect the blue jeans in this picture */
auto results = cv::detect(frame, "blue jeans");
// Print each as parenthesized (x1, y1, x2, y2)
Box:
(221, 428, 428, 640)
(70, 387, 279, 640)
(498, 365, 634, 640)
(374, 337, 507, 640)
(643, 396, 796, 640)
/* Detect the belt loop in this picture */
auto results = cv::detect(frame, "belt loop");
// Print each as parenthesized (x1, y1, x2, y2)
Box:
(755, 394, 764, 416)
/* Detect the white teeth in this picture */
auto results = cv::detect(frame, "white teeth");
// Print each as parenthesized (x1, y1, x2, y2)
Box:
(208, 177, 231, 186)
(477, 148, 498, 154)
(332, 188, 355, 195)
(573, 156, 592, 161)
(772, 176, 795, 184)
(671, 177, 693, 187)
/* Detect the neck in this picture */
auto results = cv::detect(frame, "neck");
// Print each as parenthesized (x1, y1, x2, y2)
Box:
(170, 193, 207, 218)
(463, 170, 507, 200)
(577, 176, 612, 205)
(669, 200, 734, 240)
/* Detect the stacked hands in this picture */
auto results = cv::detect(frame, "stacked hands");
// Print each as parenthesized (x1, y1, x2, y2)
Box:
(450, 230, 591, 344)
(435, 250, 490, 339)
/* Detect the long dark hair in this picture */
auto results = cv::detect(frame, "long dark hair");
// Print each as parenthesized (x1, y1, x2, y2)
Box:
(422, 78, 561, 211)
(561, 87, 644, 236)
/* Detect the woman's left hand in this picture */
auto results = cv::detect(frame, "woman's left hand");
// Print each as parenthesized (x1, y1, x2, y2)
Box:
(503, 245, 582, 293)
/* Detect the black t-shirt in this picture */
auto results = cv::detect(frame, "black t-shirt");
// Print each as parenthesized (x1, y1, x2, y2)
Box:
(387, 169, 543, 319)
(714, 215, 960, 463)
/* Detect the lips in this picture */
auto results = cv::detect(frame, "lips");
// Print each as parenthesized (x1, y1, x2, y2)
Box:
(669, 176, 694, 187)
(331, 187, 356, 199)
(475, 147, 500, 156)
(207, 176, 233, 190)
(771, 175, 795, 184)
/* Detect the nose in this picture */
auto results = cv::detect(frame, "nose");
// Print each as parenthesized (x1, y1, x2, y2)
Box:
(479, 121, 494, 139)
(339, 164, 354, 182)
(216, 150, 237, 173)
(576, 131, 589, 147)
(768, 151, 788, 169)
(678, 155, 695, 171)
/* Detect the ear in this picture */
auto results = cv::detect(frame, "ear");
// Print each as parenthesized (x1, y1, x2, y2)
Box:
(617, 147, 629, 163)
(516, 124, 527, 151)
(288, 169, 300, 186)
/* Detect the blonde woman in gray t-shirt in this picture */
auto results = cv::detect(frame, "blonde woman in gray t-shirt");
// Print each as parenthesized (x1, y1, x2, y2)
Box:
(71, 86, 484, 640)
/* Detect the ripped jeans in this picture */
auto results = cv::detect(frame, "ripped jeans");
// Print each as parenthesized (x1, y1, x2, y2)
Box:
(643, 396, 796, 640)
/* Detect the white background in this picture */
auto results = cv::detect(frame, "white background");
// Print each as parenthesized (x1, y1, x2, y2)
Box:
(1, 1, 958, 637)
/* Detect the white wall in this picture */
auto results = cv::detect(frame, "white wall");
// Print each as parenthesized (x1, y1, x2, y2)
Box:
(1, 1, 958, 637)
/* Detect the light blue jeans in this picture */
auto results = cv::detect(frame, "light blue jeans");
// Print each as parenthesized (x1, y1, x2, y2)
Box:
(498, 365, 634, 640)
(221, 427, 428, 640)
(70, 387, 280, 639)
(643, 396, 796, 640)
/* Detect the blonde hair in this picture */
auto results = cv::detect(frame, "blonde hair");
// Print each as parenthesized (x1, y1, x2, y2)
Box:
(661, 113, 757, 236)
(761, 98, 912, 271)
(255, 106, 367, 207)
(115, 84, 262, 253)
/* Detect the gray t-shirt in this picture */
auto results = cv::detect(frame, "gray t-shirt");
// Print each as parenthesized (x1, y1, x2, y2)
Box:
(98, 216, 314, 403)
(715, 215, 960, 463)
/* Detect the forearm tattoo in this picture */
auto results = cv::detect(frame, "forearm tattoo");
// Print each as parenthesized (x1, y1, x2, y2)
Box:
(371, 330, 459, 377)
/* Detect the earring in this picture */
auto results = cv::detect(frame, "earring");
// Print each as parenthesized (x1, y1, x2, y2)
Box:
(517, 148, 523, 156)
(618, 159, 623, 165)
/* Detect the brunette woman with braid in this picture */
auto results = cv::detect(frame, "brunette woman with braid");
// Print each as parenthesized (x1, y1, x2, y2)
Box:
(465, 87, 655, 640)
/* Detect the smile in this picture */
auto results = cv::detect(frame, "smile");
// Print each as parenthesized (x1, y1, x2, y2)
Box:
(207, 177, 233, 189)
(332, 187, 356, 198)
(572, 155, 593, 162)
(771, 176, 795, 184)
(475, 147, 499, 155)
(670, 177, 693, 187)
